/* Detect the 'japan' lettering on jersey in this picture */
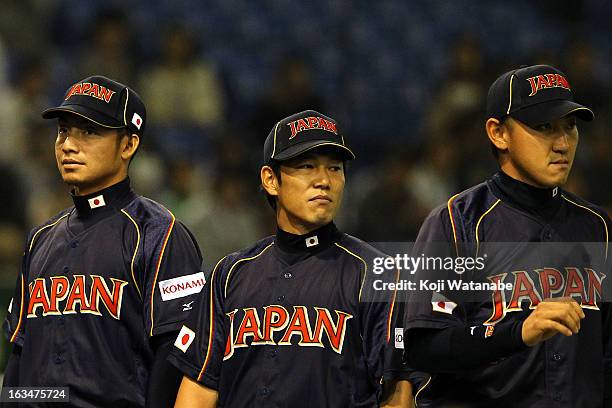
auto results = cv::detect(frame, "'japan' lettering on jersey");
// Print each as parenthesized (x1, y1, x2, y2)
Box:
(405, 172, 611, 408)
(3, 179, 204, 407)
(169, 223, 410, 407)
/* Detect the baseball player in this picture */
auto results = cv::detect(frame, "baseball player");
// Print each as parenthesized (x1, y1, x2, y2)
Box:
(168, 110, 413, 407)
(2, 75, 205, 407)
(403, 64, 611, 407)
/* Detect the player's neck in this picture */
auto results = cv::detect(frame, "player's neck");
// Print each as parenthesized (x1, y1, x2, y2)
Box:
(276, 222, 341, 254)
(71, 177, 135, 218)
(490, 171, 562, 218)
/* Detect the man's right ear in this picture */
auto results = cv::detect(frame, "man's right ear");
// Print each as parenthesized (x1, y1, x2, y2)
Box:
(260, 166, 279, 197)
(485, 118, 509, 153)
(121, 133, 140, 161)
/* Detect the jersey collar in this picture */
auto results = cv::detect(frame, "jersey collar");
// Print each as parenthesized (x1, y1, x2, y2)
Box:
(275, 222, 343, 255)
(489, 171, 562, 218)
(71, 177, 136, 218)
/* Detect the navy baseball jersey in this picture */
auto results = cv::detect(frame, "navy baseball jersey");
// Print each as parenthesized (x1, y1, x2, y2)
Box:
(405, 171, 611, 407)
(168, 222, 409, 407)
(3, 178, 204, 407)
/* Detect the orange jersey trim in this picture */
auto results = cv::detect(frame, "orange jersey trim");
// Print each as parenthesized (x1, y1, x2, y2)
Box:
(386, 267, 400, 343)
(562, 195, 609, 261)
(197, 257, 226, 382)
(149, 210, 176, 336)
(120, 209, 142, 298)
(334, 243, 368, 301)
(475, 199, 501, 256)
(12, 214, 69, 342)
(10, 274, 25, 343)
(224, 243, 274, 298)
(447, 193, 460, 256)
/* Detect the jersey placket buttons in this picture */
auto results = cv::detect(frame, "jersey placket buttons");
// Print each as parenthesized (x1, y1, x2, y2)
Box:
(541, 226, 554, 241)
(277, 270, 292, 303)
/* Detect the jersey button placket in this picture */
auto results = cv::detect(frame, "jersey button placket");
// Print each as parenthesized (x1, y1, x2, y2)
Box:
(278, 269, 293, 306)
(541, 226, 554, 241)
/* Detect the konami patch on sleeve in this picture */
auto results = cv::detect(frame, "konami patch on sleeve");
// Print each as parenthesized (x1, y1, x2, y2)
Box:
(174, 325, 196, 353)
(158, 271, 206, 301)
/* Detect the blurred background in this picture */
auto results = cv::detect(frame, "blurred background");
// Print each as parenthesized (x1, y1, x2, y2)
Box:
(0, 0, 611, 369)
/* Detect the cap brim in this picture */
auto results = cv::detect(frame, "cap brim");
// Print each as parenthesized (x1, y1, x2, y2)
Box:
(273, 140, 356, 161)
(41, 105, 124, 129)
(512, 100, 594, 128)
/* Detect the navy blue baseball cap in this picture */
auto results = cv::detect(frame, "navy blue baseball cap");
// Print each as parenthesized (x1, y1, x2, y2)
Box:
(42, 75, 147, 135)
(486, 64, 594, 127)
(263, 110, 355, 164)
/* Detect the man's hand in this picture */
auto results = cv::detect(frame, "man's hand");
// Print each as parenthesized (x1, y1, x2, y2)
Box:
(521, 297, 585, 347)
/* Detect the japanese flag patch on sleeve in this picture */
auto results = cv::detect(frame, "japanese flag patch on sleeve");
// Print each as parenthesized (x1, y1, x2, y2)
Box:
(431, 292, 457, 314)
(174, 325, 196, 353)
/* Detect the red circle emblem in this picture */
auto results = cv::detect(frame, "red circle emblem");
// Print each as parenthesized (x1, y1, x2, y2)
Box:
(181, 334, 190, 345)
(437, 301, 445, 309)
(93, 199, 100, 205)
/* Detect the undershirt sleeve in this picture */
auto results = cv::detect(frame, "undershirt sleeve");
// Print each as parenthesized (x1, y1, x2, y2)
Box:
(404, 320, 527, 373)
